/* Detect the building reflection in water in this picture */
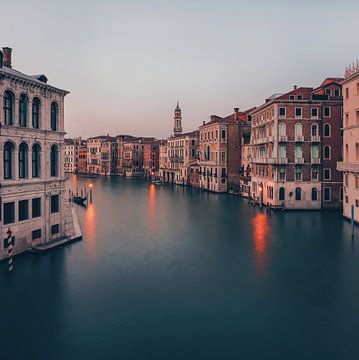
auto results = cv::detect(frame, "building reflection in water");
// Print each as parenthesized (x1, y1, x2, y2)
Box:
(84, 203, 97, 259)
(148, 184, 157, 234)
(252, 212, 269, 273)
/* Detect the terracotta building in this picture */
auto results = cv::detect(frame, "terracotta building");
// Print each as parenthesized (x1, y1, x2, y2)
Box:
(198, 108, 251, 193)
(338, 62, 359, 222)
(251, 78, 343, 209)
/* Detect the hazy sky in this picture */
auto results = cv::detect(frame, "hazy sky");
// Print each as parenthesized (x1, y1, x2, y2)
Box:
(1, 0, 358, 138)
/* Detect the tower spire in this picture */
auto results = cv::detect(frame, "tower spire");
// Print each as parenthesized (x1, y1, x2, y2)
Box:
(173, 102, 182, 136)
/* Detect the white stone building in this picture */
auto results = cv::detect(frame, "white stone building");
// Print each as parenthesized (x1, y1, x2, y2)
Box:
(0, 47, 78, 260)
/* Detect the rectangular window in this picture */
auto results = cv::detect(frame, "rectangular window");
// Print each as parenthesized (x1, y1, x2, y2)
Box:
(356, 176, 359, 189)
(279, 107, 286, 118)
(323, 169, 331, 181)
(279, 144, 286, 158)
(51, 195, 59, 213)
(51, 224, 60, 235)
(295, 144, 303, 159)
(311, 167, 319, 181)
(324, 187, 331, 201)
(4, 202, 15, 225)
(32, 197, 41, 218)
(221, 151, 226, 164)
(32, 229, 42, 240)
(295, 107, 302, 118)
(340, 187, 343, 201)
(346, 87, 349, 99)
(221, 129, 227, 142)
(324, 107, 331, 117)
(18, 200, 29, 221)
(311, 108, 318, 118)
(289, 95, 295, 100)
(279, 168, 286, 181)
(311, 145, 319, 159)
(295, 167, 302, 181)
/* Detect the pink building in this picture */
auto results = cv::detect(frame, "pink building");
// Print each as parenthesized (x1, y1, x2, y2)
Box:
(338, 62, 359, 222)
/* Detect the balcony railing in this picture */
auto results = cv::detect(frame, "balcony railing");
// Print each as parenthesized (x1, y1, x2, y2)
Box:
(295, 157, 305, 164)
(295, 135, 304, 142)
(311, 158, 321, 164)
(311, 136, 320, 142)
(337, 161, 359, 172)
(278, 136, 288, 142)
(276, 157, 288, 164)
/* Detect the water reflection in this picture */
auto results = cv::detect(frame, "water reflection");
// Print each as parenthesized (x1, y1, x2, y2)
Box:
(148, 184, 157, 234)
(84, 203, 97, 259)
(252, 212, 269, 272)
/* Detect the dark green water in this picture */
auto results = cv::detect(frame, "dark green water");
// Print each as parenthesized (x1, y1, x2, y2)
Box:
(1, 176, 359, 360)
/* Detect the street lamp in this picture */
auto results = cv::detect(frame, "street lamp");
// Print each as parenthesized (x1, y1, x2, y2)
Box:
(258, 185, 263, 208)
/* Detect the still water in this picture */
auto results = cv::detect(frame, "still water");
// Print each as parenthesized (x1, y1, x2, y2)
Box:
(1, 176, 359, 360)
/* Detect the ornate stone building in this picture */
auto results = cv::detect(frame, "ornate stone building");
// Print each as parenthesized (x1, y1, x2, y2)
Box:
(251, 79, 343, 209)
(338, 62, 359, 222)
(0, 47, 78, 260)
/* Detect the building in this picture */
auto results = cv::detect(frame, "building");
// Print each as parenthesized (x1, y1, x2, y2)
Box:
(159, 103, 199, 184)
(87, 136, 103, 174)
(198, 108, 250, 193)
(338, 62, 359, 222)
(240, 125, 252, 197)
(64, 138, 75, 173)
(143, 140, 160, 178)
(0, 47, 78, 260)
(77, 139, 87, 173)
(251, 79, 343, 209)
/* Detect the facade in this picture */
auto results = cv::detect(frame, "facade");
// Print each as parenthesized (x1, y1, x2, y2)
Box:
(162, 131, 199, 184)
(251, 79, 343, 209)
(64, 138, 75, 173)
(77, 140, 87, 173)
(0, 47, 77, 260)
(143, 140, 160, 178)
(198, 109, 249, 193)
(240, 125, 252, 197)
(338, 62, 359, 222)
(87, 135, 115, 175)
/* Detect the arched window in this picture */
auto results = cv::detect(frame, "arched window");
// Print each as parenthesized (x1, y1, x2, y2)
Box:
(324, 145, 331, 159)
(51, 145, 58, 177)
(51, 102, 58, 131)
(311, 188, 318, 201)
(18, 142, 28, 179)
(324, 123, 331, 137)
(206, 146, 210, 160)
(3, 90, 14, 125)
(295, 123, 302, 136)
(32, 97, 41, 129)
(345, 144, 349, 161)
(3, 141, 14, 179)
(279, 187, 285, 201)
(311, 123, 318, 136)
(279, 122, 286, 136)
(19, 94, 28, 127)
(295, 187, 301, 200)
(32, 143, 41, 178)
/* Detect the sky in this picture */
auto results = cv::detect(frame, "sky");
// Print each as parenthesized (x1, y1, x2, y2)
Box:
(1, 0, 359, 139)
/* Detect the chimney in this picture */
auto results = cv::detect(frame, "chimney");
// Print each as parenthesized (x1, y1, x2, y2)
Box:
(2, 47, 12, 68)
(293, 85, 297, 90)
(203, 121, 206, 125)
(234, 107, 239, 121)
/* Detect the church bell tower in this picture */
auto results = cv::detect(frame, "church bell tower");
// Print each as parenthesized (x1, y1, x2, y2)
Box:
(173, 102, 183, 136)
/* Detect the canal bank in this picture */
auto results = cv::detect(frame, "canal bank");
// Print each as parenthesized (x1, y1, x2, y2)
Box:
(1, 175, 359, 360)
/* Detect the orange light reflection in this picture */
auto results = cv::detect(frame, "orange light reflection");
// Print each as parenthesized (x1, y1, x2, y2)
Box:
(148, 184, 156, 234)
(252, 212, 269, 273)
(84, 203, 97, 259)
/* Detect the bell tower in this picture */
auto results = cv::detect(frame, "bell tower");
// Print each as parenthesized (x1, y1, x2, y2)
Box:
(173, 102, 183, 136)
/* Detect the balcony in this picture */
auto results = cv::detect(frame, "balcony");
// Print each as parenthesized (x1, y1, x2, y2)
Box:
(267, 136, 274, 143)
(276, 157, 288, 164)
(295, 135, 304, 142)
(256, 137, 268, 145)
(295, 157, 305, 164)
(337, 161, 359, 173)
(278, 136, 288, 142)
(253, 157, 268, 164)
(311, 158, 321, 164)
(311, 136, 320, 142)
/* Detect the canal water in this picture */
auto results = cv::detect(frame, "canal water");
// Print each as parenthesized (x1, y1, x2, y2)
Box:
(1, 176, 359, 360)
